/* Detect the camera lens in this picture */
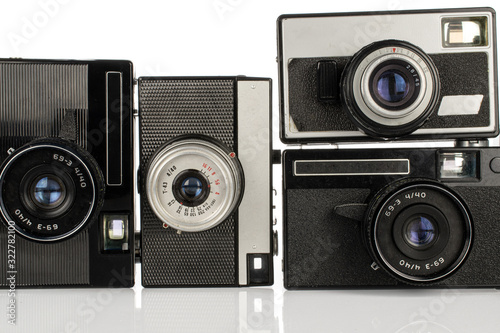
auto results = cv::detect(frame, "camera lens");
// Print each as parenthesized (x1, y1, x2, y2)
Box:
(368, 61, 421, 111)
(171, 169, 211, 208)
(146, 136, 244, 232)
(342, 40, 440, 138)
(365, 180, 471, 284)
(376, 70, 409, 103)
(181, 177, 203, 198)
(20, 166, 77, 220)
(33, 175, 65, 208)
(0, 139, 104, 242)
(404, 215, 436, 248)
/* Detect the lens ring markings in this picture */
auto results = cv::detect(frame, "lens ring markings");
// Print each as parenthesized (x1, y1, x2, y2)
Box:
(341, 40, 440, 138)
(366, 181, 472, 283)
(146, 137, 244, 232)
(0, 141, 100, 241)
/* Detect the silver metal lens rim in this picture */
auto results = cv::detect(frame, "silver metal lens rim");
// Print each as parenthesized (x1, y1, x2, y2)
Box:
(148, 145, 238, 230)
(360, 54, 427, 118)
(353, 47, 436, 127)
(373, 184, 472, 283)
(146, 138, 243, 232)
(0, 144, 96, 242)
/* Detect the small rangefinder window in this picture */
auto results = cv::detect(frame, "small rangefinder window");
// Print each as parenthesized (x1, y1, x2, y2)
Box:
(442, 16, 488, 47)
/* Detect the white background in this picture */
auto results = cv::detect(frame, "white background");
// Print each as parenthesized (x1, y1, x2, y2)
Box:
(1, 0, 500, 332)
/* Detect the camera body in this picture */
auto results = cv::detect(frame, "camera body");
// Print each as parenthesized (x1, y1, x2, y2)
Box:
(283, 147, 500, 288)
(279, 7, 500, 289)
(139, 77, 273, 287)
(0, 59, 135, 287)
(0, 60, 274, 288)
(278, 7, 498, 142)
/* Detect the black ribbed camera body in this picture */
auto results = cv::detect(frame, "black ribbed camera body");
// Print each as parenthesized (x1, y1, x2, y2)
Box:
(0, 59, 134, 288)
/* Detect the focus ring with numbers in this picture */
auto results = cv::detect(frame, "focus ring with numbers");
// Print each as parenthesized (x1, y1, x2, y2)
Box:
(145, 136, 244, 232)
(365, 179, 472, 284)
(0, 138, 104, 242)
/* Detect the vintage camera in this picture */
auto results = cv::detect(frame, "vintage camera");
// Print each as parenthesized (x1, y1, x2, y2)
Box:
(0, 59, 135, 287)
(283, 147, 500, 288)
(0, 59, 274, 288)
(139, 76, 274, 287)
(278, 8, 498, 142)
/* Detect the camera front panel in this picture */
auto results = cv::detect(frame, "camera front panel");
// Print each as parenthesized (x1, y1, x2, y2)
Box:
(139, 76, 273, 287)
(0, 59, 134, 288)
(283, 147, 500, 288)
(278, 8, 498, 142)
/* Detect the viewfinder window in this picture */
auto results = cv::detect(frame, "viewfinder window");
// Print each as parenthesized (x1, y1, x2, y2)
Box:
(438, 152, 478, 180)
(442, 16, 488, 47)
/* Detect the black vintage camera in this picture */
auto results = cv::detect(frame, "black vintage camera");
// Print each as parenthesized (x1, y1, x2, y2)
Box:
(283, 147, 500, 288)
(139, 77, 274, 287)
(0, 59, 134, 288)
(278, 8, 498, 142)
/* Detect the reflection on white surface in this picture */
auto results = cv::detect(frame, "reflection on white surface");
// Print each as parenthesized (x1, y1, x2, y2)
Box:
(1, 287, 499, 332)
(138, 288, 277, 333)
(2, 287, 500, 332)
(0, 288, 277, 332)
(283, 289, 500, 333)
(0, 288, 135, 332)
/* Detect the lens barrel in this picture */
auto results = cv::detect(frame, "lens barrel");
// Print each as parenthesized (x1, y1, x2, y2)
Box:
(341, 40, 440, 139)
(0, 138, 104, 241)
(365, 179, 472, 284)
(145, 135, 244, 232)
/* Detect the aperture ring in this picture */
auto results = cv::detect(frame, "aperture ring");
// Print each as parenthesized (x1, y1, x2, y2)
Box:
(365, 179, 472, 284)
(341, 39, 440, 138)
(0, 139, 104, 242)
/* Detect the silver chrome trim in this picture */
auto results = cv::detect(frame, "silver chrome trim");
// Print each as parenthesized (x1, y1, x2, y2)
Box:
(146, 138, 243, 233)
(353, 47, 434, 126)
(280, 9, 497, 139)
(237, 80, 272, 285)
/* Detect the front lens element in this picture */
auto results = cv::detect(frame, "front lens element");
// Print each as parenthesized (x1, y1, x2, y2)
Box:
(376, 70, 410, 103)
(172, 169, 210, 207)
(405, 216, 436, 247)
(369, 61, 420, 111)
(181, 177, 203, 199)
(34, 176, 65, 207)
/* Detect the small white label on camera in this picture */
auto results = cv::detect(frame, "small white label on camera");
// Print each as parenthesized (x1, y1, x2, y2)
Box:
(438, 95, 484, 116)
